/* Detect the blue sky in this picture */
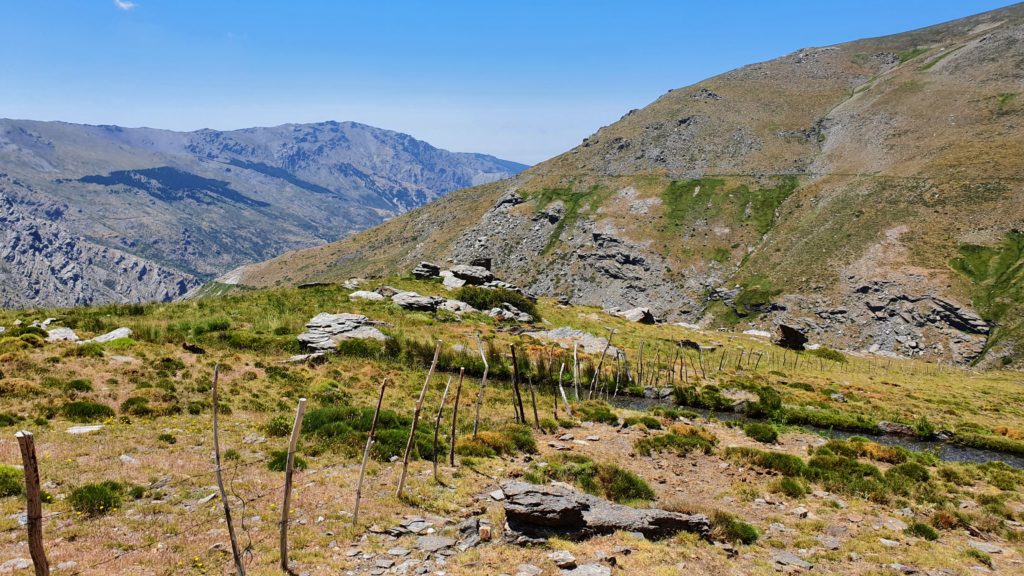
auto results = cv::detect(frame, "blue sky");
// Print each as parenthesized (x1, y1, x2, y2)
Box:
(0, 1, 1014, 163)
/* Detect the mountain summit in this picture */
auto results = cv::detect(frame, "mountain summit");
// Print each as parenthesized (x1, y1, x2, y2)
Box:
(232, 4, 1024, 367)
(0, 120, 527, 307)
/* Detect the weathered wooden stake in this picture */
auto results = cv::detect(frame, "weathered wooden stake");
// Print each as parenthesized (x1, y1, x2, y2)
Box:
(718, 349, 726, 372)
(527, 374, 540, 428)
(211, 365, 246, 576)
(280, 397, 307, 573)
(354, 378, 388, 525)
(432, 375, 453, 481)
(448, 369, 464, 467)
(509, 346, 526, 424)
(472, 335, 489, 437)
(587, 328, 615, 400)
(15, 431, 48, 576)
(397, 341, 441, 498)
(571, 342, 580, 403)
(557, 362, 572, 418)
(637, 342, 645, 387)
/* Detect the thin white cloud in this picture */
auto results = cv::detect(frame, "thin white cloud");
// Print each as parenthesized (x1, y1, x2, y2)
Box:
(113, 0, 137, 11)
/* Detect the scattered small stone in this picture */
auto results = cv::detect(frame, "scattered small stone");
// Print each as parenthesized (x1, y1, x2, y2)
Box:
(118, 454, 139, 465)
(547, 441, 570, 451)
(489, 489, 506, 501)
(561, 564, 611, 576)
(558, 434, 575, 441)
(375, 558, 395, 569)
(415, 536, 455, 553)
(0, 559, 31, 573)
(548, 550, 577, 569)
(80, 327, 132, 344)
(889, 564, 920, 575)
(772, 551, 813, 570)
(516, 564, 543, 576)
(349, 290, 385, 301)
(791, 507, 809, 519)
(388, 547, 410, 557)
(585, 435, 600, 442)
(817, 535, 841, 550)
(968, 540, 1003, 554)
(66, 425, 103, 435)
(879, 538, 901, 547)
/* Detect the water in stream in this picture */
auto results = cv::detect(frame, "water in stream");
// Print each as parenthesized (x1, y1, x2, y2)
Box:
(610, 396, 1024, 470)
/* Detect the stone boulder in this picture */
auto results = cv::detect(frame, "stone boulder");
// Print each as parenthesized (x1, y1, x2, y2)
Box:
(775, 324, 808, 350)
(619, 307, 656, 324)
(449, 264, 494, 285)
(438, 299, 477, 314)
(412, 262, 441, 279)
(440, 270, 467, 289)
(877, 421, 917, 437)
(525, 327, 618, 356)
(488, 303, 534, 323)
(349, 290, 385, 301)
(297, 313, 388, 351)
(46, 327, 79, 342)
(80, 327, 132, 344)
(392, 291, 445, 311)
(501, 481, 710, 542)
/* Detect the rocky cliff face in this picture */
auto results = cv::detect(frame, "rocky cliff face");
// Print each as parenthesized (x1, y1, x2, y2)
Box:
(0, 120, 526, 307)
(230, 5, 1024, 367)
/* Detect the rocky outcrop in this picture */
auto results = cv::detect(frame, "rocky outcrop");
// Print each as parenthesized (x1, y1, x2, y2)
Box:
(449, 264, 494, 285)
(775, 324, 808, 351)
(488, 303, 534, 323)
(80, 327, 132, 344)
(297, 313, 388, 351)
(392, 292, 446, 311)
(618, 307, 657, 324)
(412, 262, 441, 279)
(500, 481, 710, 542)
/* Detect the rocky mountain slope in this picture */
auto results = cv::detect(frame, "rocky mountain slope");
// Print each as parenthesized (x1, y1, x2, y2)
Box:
(230, 4, 1024, 367)
(0, 120, 526, 307)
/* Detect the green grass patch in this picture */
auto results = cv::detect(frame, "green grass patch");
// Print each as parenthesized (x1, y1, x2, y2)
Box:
(61, 401, 115, 422)
(711, 511, 758, 544)
(532, 186, 613, 253)
(743, 422, 778, 444)
(623, 415, 662, 430)
(454, 286, 538, 319)
(525, 453, 655, 504)
(69, 481, 124, 516)
(897, 47, 927, 63)
(576, 400, 619, 425)
(0, 465, 23, 498)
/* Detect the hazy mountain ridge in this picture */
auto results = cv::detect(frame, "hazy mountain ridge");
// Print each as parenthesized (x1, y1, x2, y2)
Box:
(232, 4, 1024, 367)
(0, 119, 527, 307)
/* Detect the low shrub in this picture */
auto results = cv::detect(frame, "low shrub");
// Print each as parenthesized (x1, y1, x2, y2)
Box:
(69, 482, 123, 516)
(673, 385, 733, 411)
(712, 511, 758, 544)
(121, 397, 154, 417)
(527, 453, 654, 504)
(267, 450, 308, 472)
(157, 433, 177, 444)
(966, 549, 993, 568)
(61, 401, 115, 422)
(775, 476, 807, 498)
(807, 347, 847, 364)
(0, 412, 20, 427)
(0, 465, 23, 498)
(725, 447, 807, 477)
(64, 343, 104, 358)
(887, 462, 931, 482)
(456, 425, 536, 458)
(743, 422, 778, 444)
(623, 415, 662, 430)
(905, 521, 939, 541)
(576, 401, 618, 425)
(454, 286, 538, 319)
(263, 414, 294, 437)
(635, 424, 717, 457)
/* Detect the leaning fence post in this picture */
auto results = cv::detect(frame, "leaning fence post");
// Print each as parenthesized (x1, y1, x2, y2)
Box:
(509, 345, 526, 424)
(354, 378, 388, 525)
(557, 362, 572, 418)
(432, 376, 453, 483)
(472, 334, 489, 437)
(279, 397, 307, 573)
(211, 365, 246, 576)
(527, 374, 540, 429)
(15, 431, 48, 576)
(449, 368, 465, 467)
(397, 341, 441, 498)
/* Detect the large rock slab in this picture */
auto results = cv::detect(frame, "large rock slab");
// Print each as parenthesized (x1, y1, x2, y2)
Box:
(46, 327, 79, 342)
(618, 307, 656, 324)
(488, 303, 534, 323)
(392, 291, 445, 311)
(775, 324, 808, 350)
(80, 327, 132, 344)
(297, 313, 388, 351)
(449, 264, 494, 285)
(412, 262, 441, 279)
(501, 481, 710, 542)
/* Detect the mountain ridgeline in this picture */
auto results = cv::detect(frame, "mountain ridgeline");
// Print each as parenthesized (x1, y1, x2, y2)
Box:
(232, 4, 1024, 367)
(0, 120, 527, 308)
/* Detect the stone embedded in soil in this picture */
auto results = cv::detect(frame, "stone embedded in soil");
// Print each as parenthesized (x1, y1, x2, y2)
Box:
(297, 313, 388, 350)
(80, 327, 132, 344)
(772, 550, 813, 570)
(561, 564, 612, 576)
(516, 565, 543, 576)
(502, 481, 710, 541)
(968, 540, 1003, 554)
(415, 535, 455, 552)
(548, 550, 577, 569)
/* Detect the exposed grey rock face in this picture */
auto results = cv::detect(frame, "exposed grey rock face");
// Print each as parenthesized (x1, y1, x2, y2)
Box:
(618, 307, 656, 324)
(449, 264, 494, 284)
(488, 303, 534, 323)
(392, 291, 445, 311)
(297, 313, 388, 350)
(501, 481, 710, 542)
(525, 327, 619, 356)
(0, 119, 526, 307)
(80, 327, 132, 344)
(45, 327, 79, 342)
(412, 262, 441, 279)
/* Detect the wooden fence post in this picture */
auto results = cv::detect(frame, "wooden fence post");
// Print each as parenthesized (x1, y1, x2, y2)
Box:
(571, 342, 580, 403)
(557, 362, 572, 418)
(509, 346, 526, 424)
(432, 376, 453, 482)
(397, 341, 441, 498)
(587, 328, 615, 400)
(527, 374, 540, 429)
(279, 397, 307, 573)
(211, 365, 246, 576)
(354, 378, 388, 525)
(472, 335, 489, 437)
(15, 431, 48, 576)
(449, 369, 465, 467)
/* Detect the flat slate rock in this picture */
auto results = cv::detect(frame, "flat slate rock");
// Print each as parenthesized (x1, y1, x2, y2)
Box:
(415, 535, 455, 552)
(561, 564, 611, 576)
(772, 550, 813, 570)
(501, 481, 710, 542)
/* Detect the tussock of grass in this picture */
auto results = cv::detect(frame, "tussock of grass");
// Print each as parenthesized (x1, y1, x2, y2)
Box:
(61, 400, 115, 422)
(711, 510, 758, 544)
(69, 482, 124, 516)
(456, 424, 536, 458)
(635, 424, 717, 457)
(525, 453, 654, 504)
(743, 422, 778, 444)
(576, 400, 619, 425)
(623, 415, 662, 429)
(0, 465, 23, 498)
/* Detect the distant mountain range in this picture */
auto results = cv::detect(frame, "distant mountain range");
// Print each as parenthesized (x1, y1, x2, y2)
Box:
(0, 119, 527, 307)
(232, 4, 1024, 368)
